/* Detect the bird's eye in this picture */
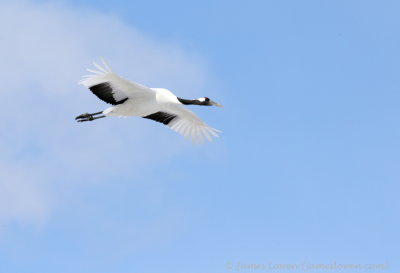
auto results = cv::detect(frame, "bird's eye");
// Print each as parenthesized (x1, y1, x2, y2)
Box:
(205, 97, 210, 102)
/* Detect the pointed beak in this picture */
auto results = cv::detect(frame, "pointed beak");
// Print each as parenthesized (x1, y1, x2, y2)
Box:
(210, 100, 223, 107)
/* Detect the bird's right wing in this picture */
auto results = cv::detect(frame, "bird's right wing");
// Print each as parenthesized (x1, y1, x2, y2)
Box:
(79, 59, 155, 105)
(143, 104, 221, 144)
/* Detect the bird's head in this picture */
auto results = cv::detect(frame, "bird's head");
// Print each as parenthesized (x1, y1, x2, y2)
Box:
(196, 97, 223, 107)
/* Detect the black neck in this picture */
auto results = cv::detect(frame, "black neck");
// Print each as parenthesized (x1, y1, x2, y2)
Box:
(178, 97, 206, 105)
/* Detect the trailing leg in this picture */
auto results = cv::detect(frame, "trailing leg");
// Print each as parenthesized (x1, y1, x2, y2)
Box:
(75, 111, 106, 122)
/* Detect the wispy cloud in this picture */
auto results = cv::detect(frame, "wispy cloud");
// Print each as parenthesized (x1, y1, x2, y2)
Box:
(0, 0, 208, 228)
(0, 162, 50, 227)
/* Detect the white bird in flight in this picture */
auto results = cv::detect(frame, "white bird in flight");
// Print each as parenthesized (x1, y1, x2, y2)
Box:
(76, 59, 222, 143)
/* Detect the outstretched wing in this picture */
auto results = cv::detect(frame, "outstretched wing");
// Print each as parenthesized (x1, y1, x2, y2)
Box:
(79, 59, 155, 105)
(143, 105, 221, 144)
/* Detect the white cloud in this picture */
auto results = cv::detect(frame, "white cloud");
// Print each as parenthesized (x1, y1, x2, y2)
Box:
(0, 0, 209, 227)
(0, 162, 50, 229)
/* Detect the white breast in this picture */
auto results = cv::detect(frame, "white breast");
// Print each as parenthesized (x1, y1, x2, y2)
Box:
(153, 88, 180, 105)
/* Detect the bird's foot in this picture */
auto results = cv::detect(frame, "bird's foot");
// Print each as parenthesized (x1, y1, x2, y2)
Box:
(75, 112, 106, 122)
(75, 113, 94, 122)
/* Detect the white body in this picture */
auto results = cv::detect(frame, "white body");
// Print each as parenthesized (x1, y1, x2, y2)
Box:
(104, 88, 179, 117)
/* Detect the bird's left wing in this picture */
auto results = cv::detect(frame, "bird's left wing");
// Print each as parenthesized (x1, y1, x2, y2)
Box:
(143, 104, 221, 144)
(79, 59, 155, 105)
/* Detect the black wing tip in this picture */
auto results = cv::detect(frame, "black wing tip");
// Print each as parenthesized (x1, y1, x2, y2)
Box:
(89, 83, 128, 105)
(143, 111, 177, 125)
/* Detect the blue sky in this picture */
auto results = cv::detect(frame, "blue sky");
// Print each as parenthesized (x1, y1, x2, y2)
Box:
(0, 0, 399, 272)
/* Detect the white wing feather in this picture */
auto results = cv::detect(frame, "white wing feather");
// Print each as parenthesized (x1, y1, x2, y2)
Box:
(79, 59, 155, 99)
(165, 104, 221, 144)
